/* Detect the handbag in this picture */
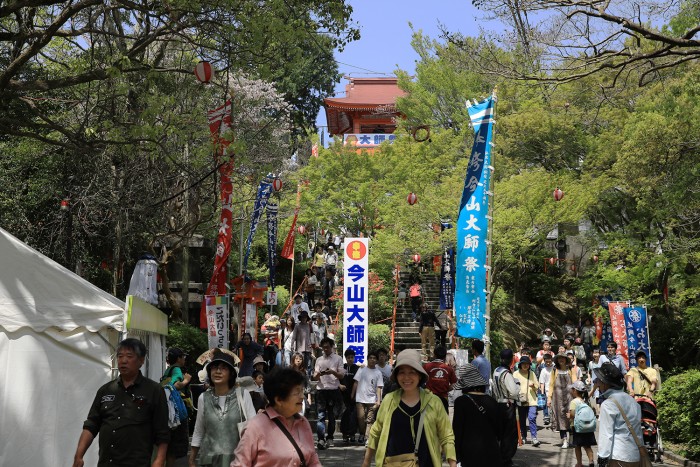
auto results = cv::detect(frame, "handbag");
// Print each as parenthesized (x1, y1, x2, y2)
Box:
(384, 406, 426, 467)
(236, 387, 249, 437)
(611, 398, 653, 467)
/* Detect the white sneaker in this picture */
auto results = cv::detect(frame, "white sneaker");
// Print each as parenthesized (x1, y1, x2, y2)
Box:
(561, 439, 569, 449)
(532, 438, 541, 447)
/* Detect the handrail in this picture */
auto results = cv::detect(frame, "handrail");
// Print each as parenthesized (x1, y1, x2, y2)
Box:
(282, 276, 309, 317)
(390, 264, 399, 361)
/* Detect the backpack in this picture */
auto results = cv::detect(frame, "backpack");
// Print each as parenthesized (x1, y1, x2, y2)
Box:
(161, 368, 188, 425)
(409, 284, 421, 298)
(574, 401, 597, 433)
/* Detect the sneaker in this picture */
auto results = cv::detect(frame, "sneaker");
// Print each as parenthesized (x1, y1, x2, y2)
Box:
(561, 439, 569, 449)
(326, 438, 334, 448)
(317, 439, 326, 450)
(521, 437, 527, 444)
(532, 438, 541, 447)
(543, 417, 550, 425)
(357, 436, 365, 445)
(350, 437, 356, 444)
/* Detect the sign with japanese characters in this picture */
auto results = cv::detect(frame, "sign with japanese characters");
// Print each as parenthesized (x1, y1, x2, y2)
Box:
(205, 295, 229, 349)
(607, 301, 631, 369)
(622, 306, 651, 367)
(455, 94, 496, 339)
(439, 247, 455, 310)
(343, 133, 397, 148)
(343, 238, 369, 364)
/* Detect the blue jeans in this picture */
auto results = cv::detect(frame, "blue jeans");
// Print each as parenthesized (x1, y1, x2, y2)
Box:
(518, 405, 538, 439)
(316, 389, 343, 440)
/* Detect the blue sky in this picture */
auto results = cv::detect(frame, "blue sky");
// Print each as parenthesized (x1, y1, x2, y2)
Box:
(316, 0, 501, 136)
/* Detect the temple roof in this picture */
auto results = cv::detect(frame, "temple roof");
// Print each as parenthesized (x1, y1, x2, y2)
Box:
(324, 77, 406, 109)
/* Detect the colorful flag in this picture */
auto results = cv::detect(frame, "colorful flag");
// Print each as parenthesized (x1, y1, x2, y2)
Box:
(455, 92, 496, 339)
(201, 100, 234, 328)
(439, 247, 455, 310)
(205, 295, 229, 349)
(280, 208, 298, 260)
(607, 301, 631, 369)
(623, 306, 651, 367)
(267, 202, 279, 289)
(243, 175, 273, 271)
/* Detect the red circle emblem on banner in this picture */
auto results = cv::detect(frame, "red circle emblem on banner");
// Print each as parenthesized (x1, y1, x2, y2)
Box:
(346, 240, 367, 261)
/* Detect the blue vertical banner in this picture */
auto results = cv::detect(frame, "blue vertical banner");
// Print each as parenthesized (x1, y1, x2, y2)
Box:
(455, 92, 496, 338)
(266, 202, 278, 289)
(243, 175, 273, 271)
(622, 306, 651, 367)
(439, 247, 455, 310)
(600, 321, 615, 351)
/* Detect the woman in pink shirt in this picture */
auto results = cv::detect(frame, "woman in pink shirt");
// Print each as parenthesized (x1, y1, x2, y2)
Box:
(231, 368, 321, 467)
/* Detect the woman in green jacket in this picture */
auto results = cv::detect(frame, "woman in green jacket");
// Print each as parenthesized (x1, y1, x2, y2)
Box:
(361, 350, 457, 467)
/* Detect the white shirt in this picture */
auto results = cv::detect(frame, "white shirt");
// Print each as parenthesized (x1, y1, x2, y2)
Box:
(314, 352, 345, 390)
(376, 363, 392, 387)
(597, 388, 643, 462)
(353, 366, 384, 404)
(289, 301, 310, 323)
(538, 363, 554, 390)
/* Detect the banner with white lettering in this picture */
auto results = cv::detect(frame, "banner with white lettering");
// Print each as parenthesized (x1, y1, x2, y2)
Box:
(439, 247, 455, 310)
(608, 301, 631, 369)
(623, 306, 651, 367)
(343, 238, 369, 364)
(243, 175, 273, 271)
(205, 295, 229, 349)
(266, 202, 278, 289)
(455, 93, 496, 338)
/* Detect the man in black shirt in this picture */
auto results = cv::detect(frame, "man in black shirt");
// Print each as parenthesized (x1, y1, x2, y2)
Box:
(419, 304, 442, 361)
(72, 338, 169, 467)
(339, 348, 360, 443)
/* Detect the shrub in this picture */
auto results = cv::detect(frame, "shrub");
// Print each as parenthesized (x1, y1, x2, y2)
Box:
(332, 317, 391, 359)
(166, 322, 209, 374)
(656, 369, 700, 461)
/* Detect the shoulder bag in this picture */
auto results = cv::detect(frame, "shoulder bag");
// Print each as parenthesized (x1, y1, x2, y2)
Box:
(236, 387, 250, 437)
(269, 414, 307, 467)
(384, 405, 427, 467)
(611, 398, 653, 467)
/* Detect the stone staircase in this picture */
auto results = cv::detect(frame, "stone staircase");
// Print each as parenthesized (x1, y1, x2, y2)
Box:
(392, 272, 442, 352)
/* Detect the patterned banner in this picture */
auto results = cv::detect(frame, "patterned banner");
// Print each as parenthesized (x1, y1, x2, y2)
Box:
(623, 306, 651, 367)
(607, 301, 631, 369)
(455, 93, 496, 339)
(280, 208, 298, 260)
(343, 238, 369, 364)
(201, 100, 234, 328)
(266, 203, 278, 289)
(599, 321, 614, 351)
(439, 247, 455, 310)
(243, 175, 273, 271)
(205, 295, 229, 349)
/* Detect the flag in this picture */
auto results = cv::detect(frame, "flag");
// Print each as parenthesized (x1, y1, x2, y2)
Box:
(280, 208, 298, 260)
(243, 175, 273, 271)
(607, 301, 631, 369)
(455, 92, 496, 339)
(205, 295, 229, 349)
(267, 202, 279, 288)
(439, 247, 455, 310)
(623, 306, 651, 367)
(201, 100, 234, 327)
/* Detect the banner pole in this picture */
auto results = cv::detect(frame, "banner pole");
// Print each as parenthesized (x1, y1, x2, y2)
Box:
(484, 87, 498, 361)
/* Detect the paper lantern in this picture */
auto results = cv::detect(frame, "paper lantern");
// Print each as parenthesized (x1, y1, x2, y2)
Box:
(320, 228, 326, 237)
(194, 61, 214, 83)
(297, 225, 306, 235)
(407, 192, 418, 205)
(272, 178, 283, 192)
(412, 254, 421, 263)
(592, 255, 599, 263)
(570, 264, 577, 272)
(60, 198, 69, 211)
(548, 257, 556, 265)
(553, 187, 564, 202)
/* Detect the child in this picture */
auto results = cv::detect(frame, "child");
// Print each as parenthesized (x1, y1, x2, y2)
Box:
(252, 370, 265, 393)
(568, 380, 596, 467)
(397, 281, 407, 307)
(249, 370, 268, 412)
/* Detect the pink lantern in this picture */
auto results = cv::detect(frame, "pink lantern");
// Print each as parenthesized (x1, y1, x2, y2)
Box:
(548, 257, 556, 265)
(407, 192, 418, 205)
(297, 225, 306, 235)
(194, 61, 214, 83)
(272, 178, 283, 192)
(60, 198, 69, 211)
(553, 187, 564, 202)
(412, 254, 421, 263)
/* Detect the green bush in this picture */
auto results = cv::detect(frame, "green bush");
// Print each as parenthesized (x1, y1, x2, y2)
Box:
(166, 322, 209, 374)
(332, 317, 391, 358)
(656, 369, 700, 461)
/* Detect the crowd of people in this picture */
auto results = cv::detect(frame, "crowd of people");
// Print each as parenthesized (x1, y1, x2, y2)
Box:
(74, 311, 656, 467)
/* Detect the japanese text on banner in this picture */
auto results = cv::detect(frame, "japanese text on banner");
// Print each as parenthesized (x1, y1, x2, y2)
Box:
(607, 301, 631, 369)
(205, 295, 229, 349)
(343, 238, 369, 364)
(622, 306, 651, 367)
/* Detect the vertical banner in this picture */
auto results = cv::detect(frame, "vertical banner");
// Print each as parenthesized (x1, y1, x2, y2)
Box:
(455, 93, 496, 338)
(245, 303, 257, 340)
(281, 183, 303, 260)
(243, 175, 273, 271)
(623, 306, 651, 367)
(266, 203, 278, 289)
(439, 247, 455, 310)
(599, 321, 615, 351)
(205, 295, 229, 349)
(607, 301, 631, 369)
(201, 100, 234, 328)
(343, 238, 369, 364)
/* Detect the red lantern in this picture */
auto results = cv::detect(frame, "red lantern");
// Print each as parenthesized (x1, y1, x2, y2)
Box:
(553, 187, 564, 201)
(320, 228, 326, 237)
(407, 192, 418, 205)
(272, 178, 283, 192)
(60, 198, 69, 211)
(297, 225, 306, 235)
(412, 254, 421, 263)
(592, 255, 599, 263)
(570, 264, 576, 272)
(548, 257, 556, 265)
(194, 61, 214, 83)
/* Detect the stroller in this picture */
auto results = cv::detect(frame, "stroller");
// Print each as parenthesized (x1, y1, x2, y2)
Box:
(635, 395, 664, 462)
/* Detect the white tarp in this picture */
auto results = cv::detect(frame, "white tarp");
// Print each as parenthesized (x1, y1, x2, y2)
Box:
(0, 227, 168, 466)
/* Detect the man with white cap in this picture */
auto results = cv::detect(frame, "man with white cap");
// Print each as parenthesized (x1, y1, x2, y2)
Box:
(324, 244, 338, 274)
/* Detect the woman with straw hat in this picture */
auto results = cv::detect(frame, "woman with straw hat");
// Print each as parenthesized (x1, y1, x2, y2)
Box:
(361, 350, 457, 467)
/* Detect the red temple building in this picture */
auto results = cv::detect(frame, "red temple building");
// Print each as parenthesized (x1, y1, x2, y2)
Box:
(324, 77, 406, 150)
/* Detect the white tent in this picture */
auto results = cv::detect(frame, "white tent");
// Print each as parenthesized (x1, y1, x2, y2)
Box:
(0, 227, 168, 466)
